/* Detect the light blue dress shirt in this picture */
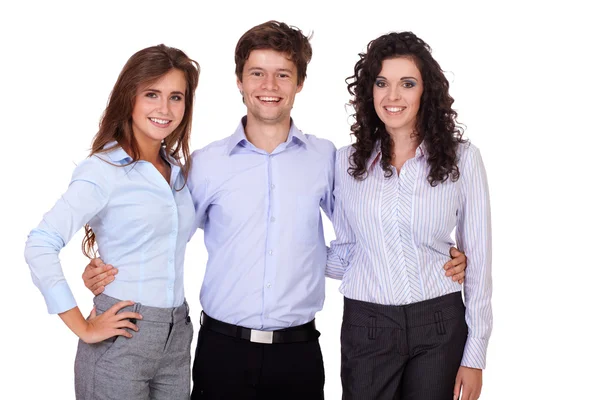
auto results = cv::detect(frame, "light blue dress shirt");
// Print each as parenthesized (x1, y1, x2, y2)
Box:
(188, 117, 336, 330)
(25, 143, 195, 314)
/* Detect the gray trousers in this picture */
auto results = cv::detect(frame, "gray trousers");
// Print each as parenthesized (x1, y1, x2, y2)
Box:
(75, 294, 193, 400)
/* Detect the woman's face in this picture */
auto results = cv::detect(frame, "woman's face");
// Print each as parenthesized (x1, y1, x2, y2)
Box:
(131, 68, 187, 146)
(372, 57, 424, 136)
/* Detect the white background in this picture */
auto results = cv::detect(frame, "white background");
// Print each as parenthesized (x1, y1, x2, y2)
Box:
(2, 1, 598, 399)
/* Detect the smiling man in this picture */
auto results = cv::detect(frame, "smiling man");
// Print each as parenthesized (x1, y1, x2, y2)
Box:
(186, 22, 334, 399)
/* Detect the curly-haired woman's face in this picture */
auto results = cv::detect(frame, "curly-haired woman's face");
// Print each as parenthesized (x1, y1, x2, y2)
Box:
(373, 57, 423, 136)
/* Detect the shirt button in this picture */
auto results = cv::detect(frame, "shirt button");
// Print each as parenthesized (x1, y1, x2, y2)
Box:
(266, 283, 271, 288)
(271, 184, 275, 189)
(268, 250, 273, 256)
(270, 216, 276, 223)
(401, 169, 406, 175)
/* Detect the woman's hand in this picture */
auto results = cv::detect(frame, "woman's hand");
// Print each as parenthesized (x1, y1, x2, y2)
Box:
(58, 301, 143, 344)
(454, 366, 482, 400)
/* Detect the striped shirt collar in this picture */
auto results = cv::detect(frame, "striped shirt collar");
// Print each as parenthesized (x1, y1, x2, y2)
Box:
(367, 140, 428, 170)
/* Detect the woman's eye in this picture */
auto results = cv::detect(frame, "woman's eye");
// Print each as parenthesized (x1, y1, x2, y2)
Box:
(145, 92, 158, 98)
(375, 80, 386, 88)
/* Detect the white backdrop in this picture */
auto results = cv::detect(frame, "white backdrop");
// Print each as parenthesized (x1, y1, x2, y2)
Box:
(2, 1, 598, 399)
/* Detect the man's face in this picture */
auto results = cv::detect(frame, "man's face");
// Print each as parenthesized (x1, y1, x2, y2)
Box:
(237, 49, 303, 126)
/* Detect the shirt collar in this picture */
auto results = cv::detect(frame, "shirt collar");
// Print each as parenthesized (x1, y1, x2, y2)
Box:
(415, 141, 428, 158)
(367, 140, 427, 170)
(101, 141, 181, 175)
(103, 141, 132, 163)
(226, 116, 306, 155)
(367, 141, 382, 171)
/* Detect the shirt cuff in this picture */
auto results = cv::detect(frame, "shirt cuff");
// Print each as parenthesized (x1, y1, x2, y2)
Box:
(42, 282, 77, 314)
(460, 336, 489, 369)
(325, 267, 343, 280)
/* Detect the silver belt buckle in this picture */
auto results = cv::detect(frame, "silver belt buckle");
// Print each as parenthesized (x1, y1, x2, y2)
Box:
(250, 329, 274, 344)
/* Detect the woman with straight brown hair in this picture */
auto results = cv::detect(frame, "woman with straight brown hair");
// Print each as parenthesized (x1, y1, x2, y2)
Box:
(24, 44, 200, 399)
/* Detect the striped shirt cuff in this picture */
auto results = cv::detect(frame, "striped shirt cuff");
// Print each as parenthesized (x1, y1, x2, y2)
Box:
(461, 336, 489, 369)
(325, 263, 344, 280)
(42, 282, 77, 314)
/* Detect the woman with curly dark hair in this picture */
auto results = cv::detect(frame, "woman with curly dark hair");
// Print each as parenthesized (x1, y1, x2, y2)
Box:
(326, 32, 492, 399)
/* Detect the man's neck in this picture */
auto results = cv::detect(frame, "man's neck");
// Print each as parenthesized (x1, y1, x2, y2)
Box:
(244, 115, 291, 154)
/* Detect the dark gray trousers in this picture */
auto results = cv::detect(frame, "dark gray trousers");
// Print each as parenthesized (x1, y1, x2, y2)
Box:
(341, 292, 467, 400)
(74, 294, 194, 400)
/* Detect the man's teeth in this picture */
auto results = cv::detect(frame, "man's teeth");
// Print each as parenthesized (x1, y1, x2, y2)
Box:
(385, 107, 405, 112)
(259, 97, 280, 102)
(150, 118, 170, 124)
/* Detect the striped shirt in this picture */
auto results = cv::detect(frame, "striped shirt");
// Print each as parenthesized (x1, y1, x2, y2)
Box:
(326, 141, 492, 369)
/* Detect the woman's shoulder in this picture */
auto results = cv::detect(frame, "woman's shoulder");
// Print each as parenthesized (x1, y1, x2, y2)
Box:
(457, 140, 481, 163)
(70, 154, 121, 194)
(335, 144, 355, 166)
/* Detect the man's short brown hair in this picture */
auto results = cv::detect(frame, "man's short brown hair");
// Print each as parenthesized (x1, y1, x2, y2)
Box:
(235, 20, 312, 85)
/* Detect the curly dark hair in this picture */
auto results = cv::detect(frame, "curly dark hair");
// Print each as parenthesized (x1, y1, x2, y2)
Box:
(346, 31, 465, 186)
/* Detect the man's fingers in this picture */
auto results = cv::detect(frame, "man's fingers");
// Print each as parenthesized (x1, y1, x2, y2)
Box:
(448, 255, 465, 267)
(452, 270, 466, 282)
(446, 264, 466, 278)
(91, 258, 106, 268)
(90, 274, 115, 294)
(91, 271, 116, 287)
(444, 257, 464, 271)
(92, 286, 105, 296)
(83, 267, 117, 290)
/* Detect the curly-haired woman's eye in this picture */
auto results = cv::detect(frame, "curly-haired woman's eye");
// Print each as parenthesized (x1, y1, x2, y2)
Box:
(375, 80, 387, 88)
(402, 80, 416, 88)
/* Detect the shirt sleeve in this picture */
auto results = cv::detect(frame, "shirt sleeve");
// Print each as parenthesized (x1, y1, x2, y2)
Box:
(319, 141, 336, 220)
(24, 157, 112, 314)
(326, 149, 356, 280)
(187, 150, 210, 241)
(456, 145, 493, 369)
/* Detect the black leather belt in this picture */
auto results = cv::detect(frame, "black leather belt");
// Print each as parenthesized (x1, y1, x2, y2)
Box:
(200, 312, 319, 344)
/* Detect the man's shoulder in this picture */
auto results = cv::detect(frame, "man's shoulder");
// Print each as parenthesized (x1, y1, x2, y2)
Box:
(299, 132, 337, 157)
(190, 136, 231, 161)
